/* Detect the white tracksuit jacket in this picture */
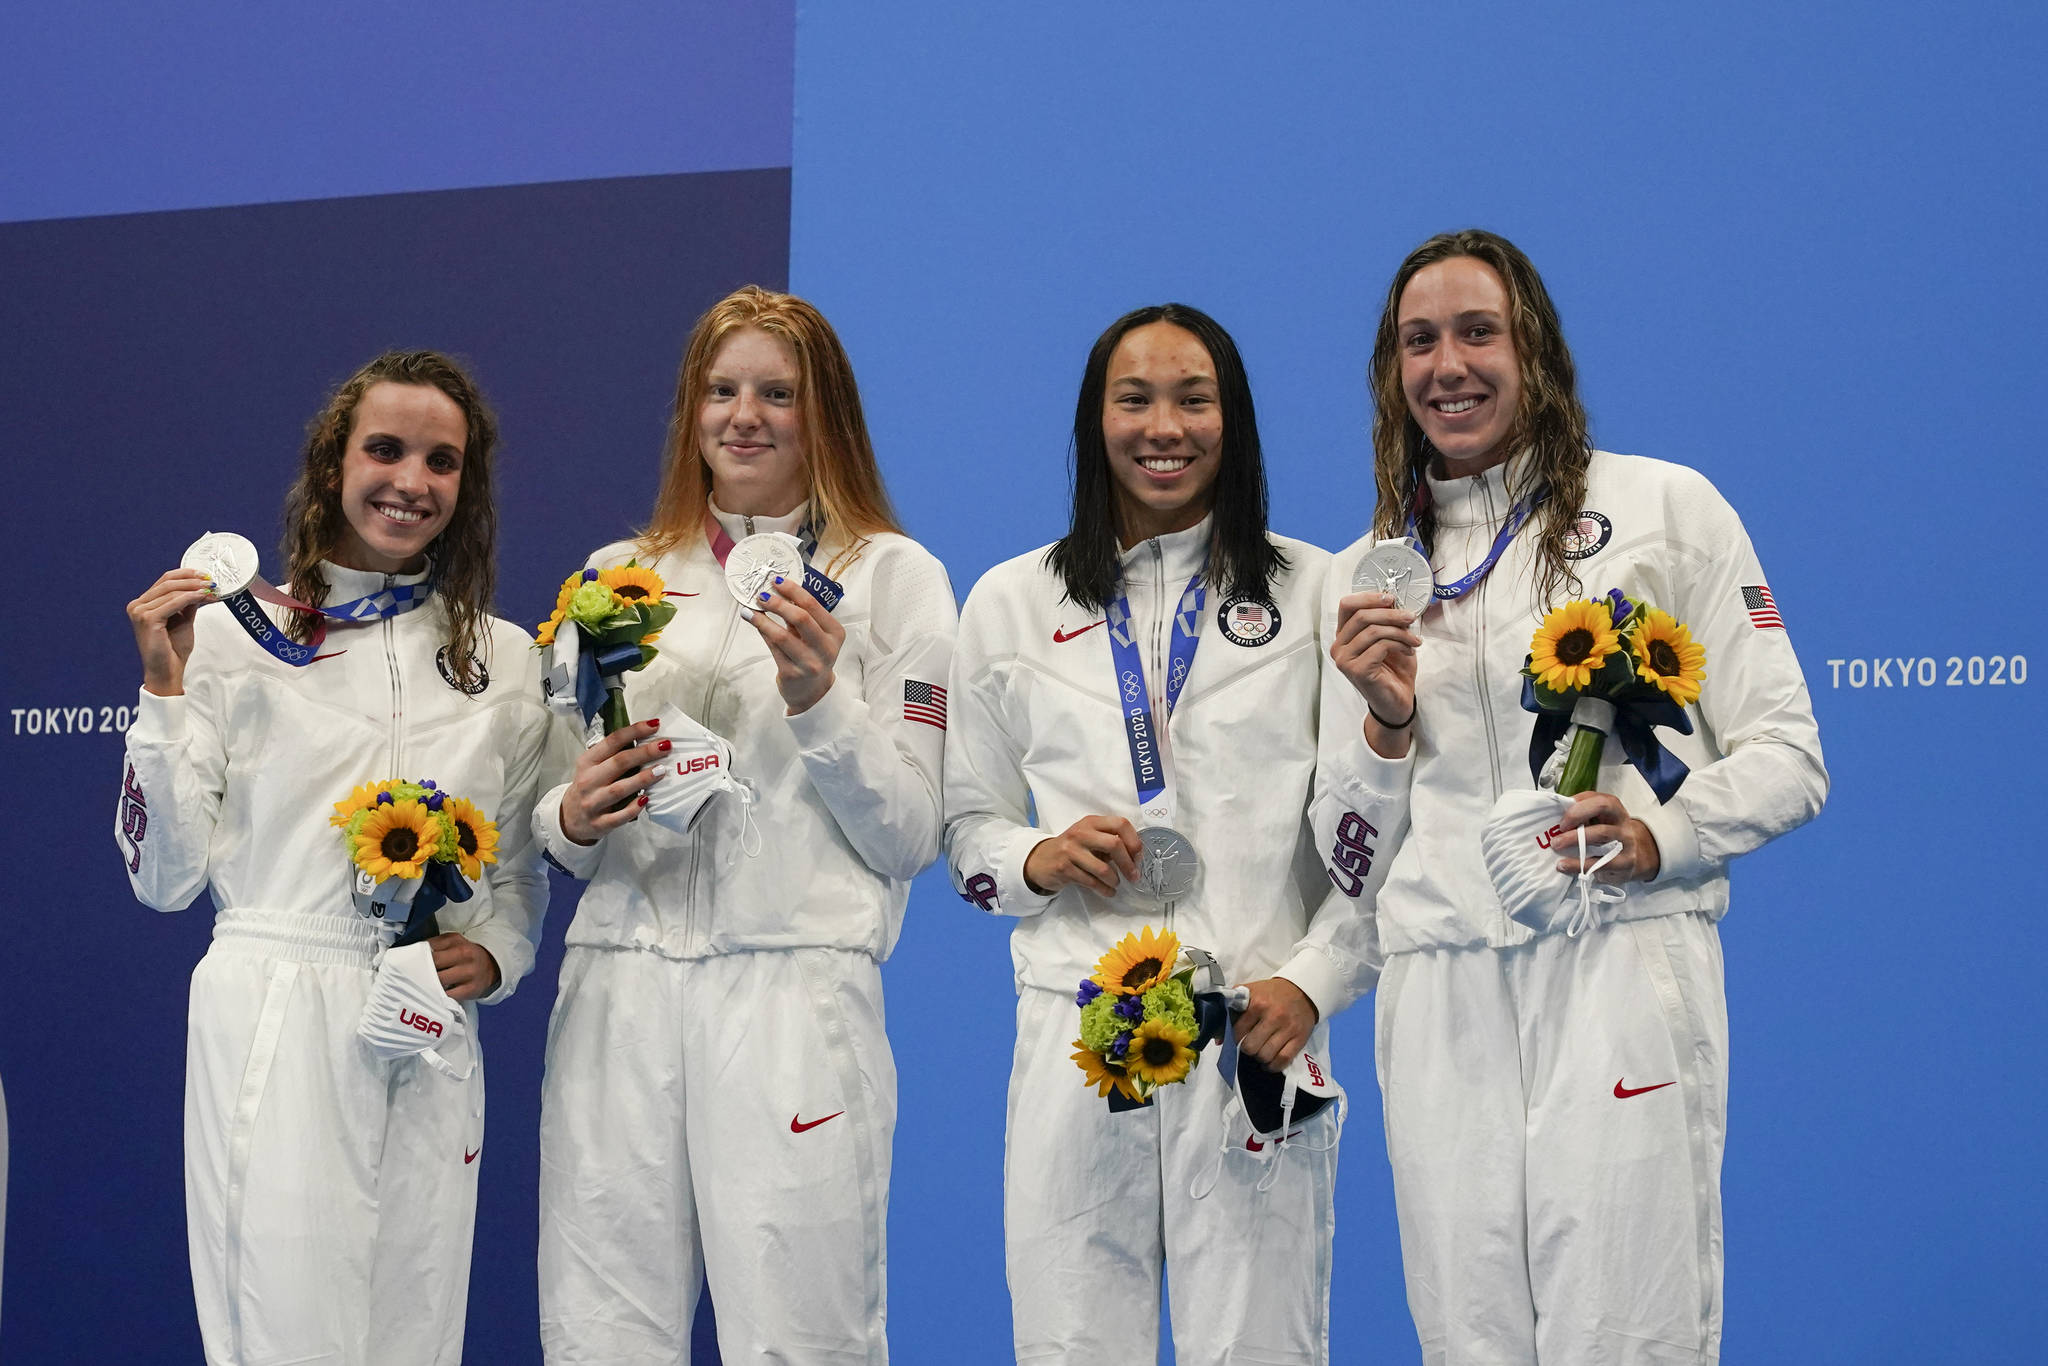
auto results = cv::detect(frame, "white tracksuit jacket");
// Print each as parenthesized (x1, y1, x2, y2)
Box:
(117, 561, 553, 1366)
(532, 504, 955, 1365)
(1316, 451, 1828, 1364)
(945, 517, 1375, 1365)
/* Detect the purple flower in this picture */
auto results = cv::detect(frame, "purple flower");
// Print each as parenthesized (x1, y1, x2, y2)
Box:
(375, 791, 393, 805)
(1605, 588, 1634, 630)
(421, 779, 438, 790)
(1076, 980, 1103, 1007)
(1114, 995, 1145, 1022)
(425, 791, 446, 811)
(582, 568, 600, 581)
(1111, 1031, 1131, 1058)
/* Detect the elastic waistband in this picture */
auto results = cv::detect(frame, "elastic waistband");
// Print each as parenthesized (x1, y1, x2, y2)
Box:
(210, 907, 384, 967)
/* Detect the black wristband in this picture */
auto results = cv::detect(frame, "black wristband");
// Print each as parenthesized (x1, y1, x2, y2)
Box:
(1368, 698, 1415, 730)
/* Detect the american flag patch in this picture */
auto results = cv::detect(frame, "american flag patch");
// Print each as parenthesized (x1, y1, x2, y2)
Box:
(1742, 585, 1784, 630)
(903, 679, 948, 730)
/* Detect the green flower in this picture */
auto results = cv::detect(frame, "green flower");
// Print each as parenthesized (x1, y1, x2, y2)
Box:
(1142, 979, 1197, 1037)
(568, 580, 618, 627)
(1079, 995, 1125, 1054)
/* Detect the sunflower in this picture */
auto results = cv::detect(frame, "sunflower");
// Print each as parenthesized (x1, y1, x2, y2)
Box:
(599, 564, 666, 604)
(536, 614, 560, 648)
(1071, 1040, 1143, 1103)
(441, 796, 500, 881)
(1123, 1018, 1197, 1089)
(1092, 925, 1181, 996)
(1528, 599, 1623, 693)
(350, 799, 443, 880)
(1627, 608, 1707, 706)
(330, 780, 392, 828)
(535, 570, 585, 645)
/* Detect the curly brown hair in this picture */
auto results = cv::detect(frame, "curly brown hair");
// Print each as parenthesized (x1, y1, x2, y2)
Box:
(638, 286, 901, 575)
(1369, 229, 1592, 609)
(278, 351, 500, 690)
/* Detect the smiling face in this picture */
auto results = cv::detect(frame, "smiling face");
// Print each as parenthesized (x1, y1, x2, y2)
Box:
(1397, 255, 1524, 477)
(1101, 321, 1225, 546)
(329, 382, 466, 574)
(697, 325, 808, 518)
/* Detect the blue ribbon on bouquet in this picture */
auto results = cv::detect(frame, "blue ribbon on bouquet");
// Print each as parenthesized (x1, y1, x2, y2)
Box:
(1519, 678, 1694, 805)
(573, 636, 653, 726)
(389, 858, 474, 947)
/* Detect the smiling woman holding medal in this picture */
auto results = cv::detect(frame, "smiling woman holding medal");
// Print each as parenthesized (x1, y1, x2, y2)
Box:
(118, 351, 555, 1365)
(531, 286, 956, 1365)
(945, 304, 1375, 1364)
(1317, 230, 1829, 1363)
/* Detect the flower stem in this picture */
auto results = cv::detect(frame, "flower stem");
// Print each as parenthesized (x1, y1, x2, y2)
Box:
(600, 683, 632, 735)
(1557, 722, 1607, 797)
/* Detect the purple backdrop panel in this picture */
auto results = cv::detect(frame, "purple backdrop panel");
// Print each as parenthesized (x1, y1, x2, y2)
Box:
(0, 167, 786, 1364)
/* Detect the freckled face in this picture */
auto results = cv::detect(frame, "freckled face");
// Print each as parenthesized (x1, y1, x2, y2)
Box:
(698, 326, 808, 518)
(1102, 321, 1224, 545)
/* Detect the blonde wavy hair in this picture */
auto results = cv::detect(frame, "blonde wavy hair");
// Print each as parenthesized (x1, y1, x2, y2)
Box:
(1369, 230, 1592, 609)
(279, 351, 499, 690)
(638, 286, 901, 572)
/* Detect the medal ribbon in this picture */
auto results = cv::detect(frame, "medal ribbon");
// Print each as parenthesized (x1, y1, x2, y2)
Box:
(1406, 489, 1546, 601)
(220, 576, 431, 667)
(1104, 566, 1206, 823)
(701, 512, 845, 612)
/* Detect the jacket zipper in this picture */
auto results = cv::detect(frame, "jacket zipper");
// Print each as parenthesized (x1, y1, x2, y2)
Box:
(681, 588, 744, 951)
(383, 576, 405, 777)
(1148, 539, 1168, 731)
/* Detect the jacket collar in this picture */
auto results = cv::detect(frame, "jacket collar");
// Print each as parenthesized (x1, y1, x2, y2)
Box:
(708, 497, 810, 545)
(318, 558, 432, 601)
(1425, 451, 1531, 530)
(1118, 512, 1213, 586)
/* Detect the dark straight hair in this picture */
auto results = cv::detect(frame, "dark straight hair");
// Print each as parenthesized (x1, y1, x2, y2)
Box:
(1045, 303, 1287, 612)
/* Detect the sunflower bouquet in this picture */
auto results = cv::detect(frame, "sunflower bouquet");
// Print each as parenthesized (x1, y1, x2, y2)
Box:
(536, 562, 676, 734)
(1070, 926, 1220, 1110)
(1522, 589, 1707, 801)
(331, 778, 499, 941)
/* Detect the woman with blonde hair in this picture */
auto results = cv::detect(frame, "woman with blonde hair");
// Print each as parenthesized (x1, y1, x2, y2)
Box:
(534, 286, 956, 1364)
(120, 350, 553, 1364)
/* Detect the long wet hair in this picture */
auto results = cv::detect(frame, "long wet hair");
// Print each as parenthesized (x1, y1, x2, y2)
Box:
(1046, 303, 1286, 612)
(1369, 229, 1592, 608)
(638, 285, 901, 574)
(279, 350, 500, 690)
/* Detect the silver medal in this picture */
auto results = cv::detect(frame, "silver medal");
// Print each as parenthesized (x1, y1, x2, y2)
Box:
(1134, 824, 1201, 901)
(724, 533, 803, 608)
(181, 530, 260, 597)
(1351, 539, 1435, 616)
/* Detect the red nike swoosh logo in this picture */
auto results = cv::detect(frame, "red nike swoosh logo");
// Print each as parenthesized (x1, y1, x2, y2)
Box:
(790, 1111, 844, 1133)
(1613, 1079, 1676, 1099)
(664, 590, 700, 597)
(1245, 1129, 1305, 1152)
(464, 1147, 481, 1164)
(1053, 620, 1106, 643)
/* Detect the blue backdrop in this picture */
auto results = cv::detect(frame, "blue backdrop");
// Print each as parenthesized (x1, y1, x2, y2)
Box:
(3, 2, 2043, 1362)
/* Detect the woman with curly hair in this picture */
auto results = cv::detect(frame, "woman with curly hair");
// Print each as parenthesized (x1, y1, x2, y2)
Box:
(120, 350, 555, 1364)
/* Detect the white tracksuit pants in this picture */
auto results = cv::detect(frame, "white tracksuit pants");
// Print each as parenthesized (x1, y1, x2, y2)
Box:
(1376, 912, 1728, 1365)
(186, 913, 485, 1366)
(1005, 985, 1339, 1365)
(538, 945, 895, 1364)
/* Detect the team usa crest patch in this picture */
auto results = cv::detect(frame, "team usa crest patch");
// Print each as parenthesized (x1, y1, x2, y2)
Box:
(437, 646, 490, 695)
(1561, 510, 1612, 560)
(1217, 594, 1281, 647)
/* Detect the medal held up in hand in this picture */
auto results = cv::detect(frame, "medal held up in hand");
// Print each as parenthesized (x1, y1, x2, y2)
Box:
(1351, 539, 1435, 616)
(723, 533, 804, 608)
(181, 530, 260, 597)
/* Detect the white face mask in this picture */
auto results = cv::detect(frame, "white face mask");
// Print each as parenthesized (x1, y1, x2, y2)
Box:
(1190, 982, 1345, 1199)
(1480, 788, 1625, 938)
(639, 704, 761, 854)
(358, 942, 473, 1080)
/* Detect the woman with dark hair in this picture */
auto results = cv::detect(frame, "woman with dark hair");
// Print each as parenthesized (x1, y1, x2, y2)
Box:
(1319, 230, 1827, 1362)
(119, 351, 554, 1364)
(533, 286, 955, 1364)
(946, 304, 1372, 1363)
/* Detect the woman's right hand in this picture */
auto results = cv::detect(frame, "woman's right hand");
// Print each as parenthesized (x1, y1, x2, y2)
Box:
(127, 568, 216, 697)
(1331, 590, 1422, 758)
(560, 718, 671, 846)
(1024, 814, 1142, 898)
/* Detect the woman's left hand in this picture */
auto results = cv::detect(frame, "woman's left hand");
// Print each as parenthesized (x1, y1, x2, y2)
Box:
(748, 574, 845, 715)
(1235, 977, 1319, 1069)
(1556, 791, 1662, 884)
(430, 932, 502, 1001)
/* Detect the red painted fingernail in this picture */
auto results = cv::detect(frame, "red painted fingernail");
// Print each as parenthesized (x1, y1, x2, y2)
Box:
(646, 718, 660, 730)
(637, 794, 649, 807)
(658, 739, 672, 752)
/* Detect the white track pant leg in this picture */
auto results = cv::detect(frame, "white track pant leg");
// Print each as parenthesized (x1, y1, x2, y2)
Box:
(1378, 914, 1727, 1366)
(539, 947, 893, 1365)
(1005, 987, 1338, 1365)
(186, 945, 481, 1366)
